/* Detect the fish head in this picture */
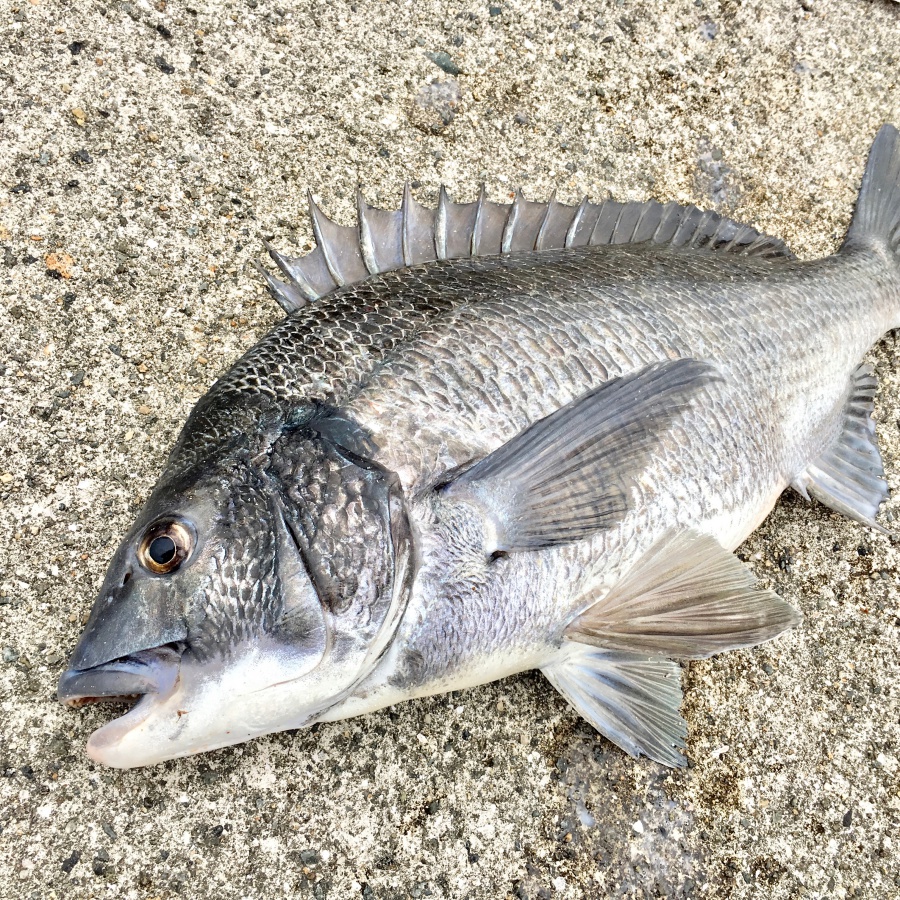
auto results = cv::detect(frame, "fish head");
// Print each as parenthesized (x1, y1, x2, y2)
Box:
(58, 405, 415, 767)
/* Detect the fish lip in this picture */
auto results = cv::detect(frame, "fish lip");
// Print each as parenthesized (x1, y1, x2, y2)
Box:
(57, 645, 185, 766)
(84, 691, 167, 764)
(57, 644, 182, 710)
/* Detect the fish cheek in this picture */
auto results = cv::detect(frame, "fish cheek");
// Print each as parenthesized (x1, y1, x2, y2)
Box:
(271, 601, 329, 676)
(179, 481, 285, 661)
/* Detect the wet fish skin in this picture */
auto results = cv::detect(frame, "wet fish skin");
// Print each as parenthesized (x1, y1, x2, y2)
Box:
(58, 125, 900, 768)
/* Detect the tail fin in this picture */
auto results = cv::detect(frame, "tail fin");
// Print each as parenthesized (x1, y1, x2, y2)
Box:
(842, 124, 900, 256)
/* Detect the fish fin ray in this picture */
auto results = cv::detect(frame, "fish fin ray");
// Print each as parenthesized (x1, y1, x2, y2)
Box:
(542, 646, 688, 767)
(442, 359, 721, 551)
(566, 530, 802, 659)
(843, 124, 900, 257)
(255, 188, 793, 308)
(792, 363, 893, 535)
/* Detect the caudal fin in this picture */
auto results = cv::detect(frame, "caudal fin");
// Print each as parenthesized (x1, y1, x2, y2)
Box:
(842, 124, 900, 256)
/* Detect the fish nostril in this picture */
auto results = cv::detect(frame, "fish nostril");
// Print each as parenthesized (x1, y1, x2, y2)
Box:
(122, 571, 132, 585)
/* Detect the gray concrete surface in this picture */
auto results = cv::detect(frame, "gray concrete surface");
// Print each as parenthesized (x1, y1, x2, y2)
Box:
(1, 0, 898, 897)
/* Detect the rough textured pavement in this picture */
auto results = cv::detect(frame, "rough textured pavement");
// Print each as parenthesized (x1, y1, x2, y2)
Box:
(1, 0, 899, 898)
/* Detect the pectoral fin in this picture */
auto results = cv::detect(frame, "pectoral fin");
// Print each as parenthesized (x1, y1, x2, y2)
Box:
(543, 530, 801, 765)
(792, 364, 893, 536)
(442, 359, 720, 552)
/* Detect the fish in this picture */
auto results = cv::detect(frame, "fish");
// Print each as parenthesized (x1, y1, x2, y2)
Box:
(57, 125, 900, 769)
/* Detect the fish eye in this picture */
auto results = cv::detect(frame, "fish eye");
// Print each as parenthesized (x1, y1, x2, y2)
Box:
(148, 535, 176, 565)
(138, 521, 193, 575)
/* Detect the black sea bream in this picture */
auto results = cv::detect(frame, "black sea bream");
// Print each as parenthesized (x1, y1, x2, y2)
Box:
(58, 126, 900, 769)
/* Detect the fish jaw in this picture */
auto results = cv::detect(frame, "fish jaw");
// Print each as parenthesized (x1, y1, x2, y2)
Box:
(83, 654, 268, 768)
(59, 640, 345, 768)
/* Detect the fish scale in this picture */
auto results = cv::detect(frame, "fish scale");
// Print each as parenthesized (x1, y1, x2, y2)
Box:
(57, 125, 900, 769)
(338, 249, 861, 492)
(178, 210, 791, 477)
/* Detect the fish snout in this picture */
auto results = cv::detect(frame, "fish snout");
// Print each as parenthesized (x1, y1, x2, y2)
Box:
(64, 576, 190, 673)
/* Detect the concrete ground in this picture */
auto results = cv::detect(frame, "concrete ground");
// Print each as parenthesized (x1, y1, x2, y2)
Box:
(1, 0, 898, 897)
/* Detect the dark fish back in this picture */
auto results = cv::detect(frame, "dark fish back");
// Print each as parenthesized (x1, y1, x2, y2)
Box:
(166, 245, 800, 479)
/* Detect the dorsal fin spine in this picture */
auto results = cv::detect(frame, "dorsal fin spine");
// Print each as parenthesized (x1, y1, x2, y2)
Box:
(652, 202, 680, 245)
(534, 191, 556, 251)
(435, 186, 449, 260)
(590, 201, 617, 245)
(401, 182, 413, 267)
(256, 187, 794, 309)
(689, 210, 711, 249)
(746, 234, 776, 256)
(721, 224, 749, 254)
(252, 260, 308, 312)
(612, 202, 630, 244)
(630, 202, 653, 243)
(356, 191, 379, 275)
(501, 191, 523, 253)
(672, 207, 698, 247)
(265, 242, 322, 302)
(700, 210, 722, 247)
(471, 185, 487, 256)
(308, 192, 345, 287)
(565, 197, 588, 248)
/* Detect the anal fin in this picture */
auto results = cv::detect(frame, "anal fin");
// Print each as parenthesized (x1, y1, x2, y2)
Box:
(542, 530, 801, 766)
(792, 364, 893, 536)
(543, 647, 687, 767)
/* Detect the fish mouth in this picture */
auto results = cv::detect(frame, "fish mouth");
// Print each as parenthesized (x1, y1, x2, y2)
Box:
(57, 644, 182, 753)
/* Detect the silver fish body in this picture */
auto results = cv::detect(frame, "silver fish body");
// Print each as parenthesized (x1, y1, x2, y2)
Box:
(58, 126, 900, 768)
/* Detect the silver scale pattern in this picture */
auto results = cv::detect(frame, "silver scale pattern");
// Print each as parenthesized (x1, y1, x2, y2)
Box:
(156, 197, 896, 683)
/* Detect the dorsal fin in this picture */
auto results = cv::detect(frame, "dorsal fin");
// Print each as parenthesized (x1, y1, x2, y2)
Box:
(258, 188, 794, 311)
